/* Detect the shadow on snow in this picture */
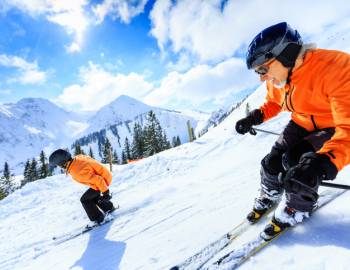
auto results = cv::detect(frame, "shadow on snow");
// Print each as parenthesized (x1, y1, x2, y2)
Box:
(70, 221, 126, 270)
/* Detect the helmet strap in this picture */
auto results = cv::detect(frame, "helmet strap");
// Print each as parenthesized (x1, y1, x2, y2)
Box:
(65, 159, 74, 173)
(276, 43, 302, 68)
(278, 44, 302, 86)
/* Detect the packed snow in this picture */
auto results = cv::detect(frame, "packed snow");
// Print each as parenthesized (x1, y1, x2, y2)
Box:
(1, 85, 350, 270)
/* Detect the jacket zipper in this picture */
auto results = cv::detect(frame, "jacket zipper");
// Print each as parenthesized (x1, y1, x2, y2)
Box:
(289, 86, 296, 111)
(285, 85, 318, 132)
(284, 91, 292, 112)
(310, 115, 318, 131)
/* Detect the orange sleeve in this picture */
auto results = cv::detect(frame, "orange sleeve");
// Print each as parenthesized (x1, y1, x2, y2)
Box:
(260, 83, 283, 121)
(79, 166, 109, 192)
(91, 161, 112, 187)
(317, 52, 350, 171)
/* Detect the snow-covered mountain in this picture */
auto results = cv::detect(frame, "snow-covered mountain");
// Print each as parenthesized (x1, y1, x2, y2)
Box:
(0, 98, 87, 173)
(73, 95, 206, 160)
(86, 95, 156, 133)
(0, 96, 208, 174)
(1, 85, 349, 270)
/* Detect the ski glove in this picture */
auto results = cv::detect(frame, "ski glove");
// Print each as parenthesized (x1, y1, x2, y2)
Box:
(235, 109, 264, 135)
(283, 152, 338, 193)
(101, 190, 112, 201)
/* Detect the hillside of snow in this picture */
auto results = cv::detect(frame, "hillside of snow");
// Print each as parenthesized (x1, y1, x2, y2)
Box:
(1, 84, 350, 270)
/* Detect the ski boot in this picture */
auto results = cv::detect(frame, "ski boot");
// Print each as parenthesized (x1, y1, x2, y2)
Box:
(96, 214, 105, 225)
(246, 196, 276, 224)
(106, 204, 119, 214)
(261, 204, 309, 241)
(260, 215, 290, 241)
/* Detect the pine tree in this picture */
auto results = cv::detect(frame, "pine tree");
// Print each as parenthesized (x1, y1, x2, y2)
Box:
(30, 158, 38, 181)
(39, 151, 49, 179)
(123, 137, 132, 161)
(102, 138, 112, 164)
(88, 146, 94, 159)
(112, 150, 119, 164)
(131, 122, 144, 159)
(176, 136, 181, 147)
(172, 136, 177, 147)
(0, 162, 13, 197)
(0, 185, 6, 200)
(22, 159, 31, 186)
(3, 162, 10, 181)
(74, 143, 85, 156)
(121, 150, 127, 164)
(143, 111, 164, 157)
(162, 131, 171, 150)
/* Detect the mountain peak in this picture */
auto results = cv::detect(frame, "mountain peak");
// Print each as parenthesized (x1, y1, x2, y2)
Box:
(87, 95, 154, 133)
(109, 95, 146, 107)
(17, 97, 51, 105)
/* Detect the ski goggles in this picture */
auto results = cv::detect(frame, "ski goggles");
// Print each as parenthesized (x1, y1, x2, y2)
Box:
(254, 58, 276, 75)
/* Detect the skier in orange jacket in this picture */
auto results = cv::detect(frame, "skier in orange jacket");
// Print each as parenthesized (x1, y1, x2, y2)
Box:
(235, 22, 350, 239)
(49, 149, 116, 224)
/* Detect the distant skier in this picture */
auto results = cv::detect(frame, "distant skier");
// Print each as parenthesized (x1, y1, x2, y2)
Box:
(49, 149, 116, 224)
(235, 22, 350, 239)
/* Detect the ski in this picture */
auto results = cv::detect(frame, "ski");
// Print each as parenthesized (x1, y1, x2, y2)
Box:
(203, 188, 347, 270)
(52, 211, 117, 244)
(170, 204, 278, 270)
(51, 204, 142, 245)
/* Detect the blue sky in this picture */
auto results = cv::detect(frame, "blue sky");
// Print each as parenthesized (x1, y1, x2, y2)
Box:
(0, 0, 164, 105)
(0, 1, 349, 112)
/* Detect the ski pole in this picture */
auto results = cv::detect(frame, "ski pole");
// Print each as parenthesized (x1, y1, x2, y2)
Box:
(249, 129, 350, 190)
(320, 181, 350, 190)
(250, 127, 280, 136)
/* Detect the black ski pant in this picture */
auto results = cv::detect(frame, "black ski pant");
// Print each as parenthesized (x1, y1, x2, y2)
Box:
(80, 188, 114, 222)
(260, 120, 335, 211)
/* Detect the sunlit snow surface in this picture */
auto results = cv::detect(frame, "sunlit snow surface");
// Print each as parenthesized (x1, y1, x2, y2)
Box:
(1, 87, 350, 270)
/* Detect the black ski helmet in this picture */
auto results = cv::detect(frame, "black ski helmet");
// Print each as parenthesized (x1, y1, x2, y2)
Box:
(246, 22, 303, 69)
(49, 149, 72, 168)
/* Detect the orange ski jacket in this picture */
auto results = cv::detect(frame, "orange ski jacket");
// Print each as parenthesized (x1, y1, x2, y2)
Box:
(67, 155, 112, 192)
(259, 48, 350, 171)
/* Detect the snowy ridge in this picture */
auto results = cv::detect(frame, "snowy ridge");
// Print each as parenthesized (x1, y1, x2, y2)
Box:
(0, 98, 85, 173)
(86, 95, 155, 133)
(0, 95, 207, 173)
(1, 84, 350, 270)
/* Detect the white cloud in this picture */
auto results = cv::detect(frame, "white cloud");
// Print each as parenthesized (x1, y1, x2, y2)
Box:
(144, 57, 258, 111)
(93, 0, 149, 24)
(150, 0, 350, 62)
(65, 42, 81, 53)
(2, 0, 89, 53)
(149, 0, 172, 52)
(57, 62, 153, 111)
(0, 54, 48, 85)
(57, 58, 258, 112)
(166, 52, 193, 72)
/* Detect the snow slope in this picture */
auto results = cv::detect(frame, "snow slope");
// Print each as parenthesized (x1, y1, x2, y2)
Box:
(1, 85, 350, 270)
